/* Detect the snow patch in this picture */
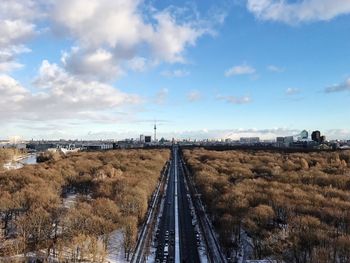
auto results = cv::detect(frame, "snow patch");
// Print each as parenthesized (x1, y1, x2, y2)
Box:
(106, 230, 127, 263)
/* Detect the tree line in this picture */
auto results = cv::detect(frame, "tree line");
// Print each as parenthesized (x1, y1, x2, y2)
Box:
(183, 148, 350, 263)
(0, 149, 170, 262)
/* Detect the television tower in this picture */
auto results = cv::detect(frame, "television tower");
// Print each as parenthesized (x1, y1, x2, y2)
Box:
(154, 122, 157, 142)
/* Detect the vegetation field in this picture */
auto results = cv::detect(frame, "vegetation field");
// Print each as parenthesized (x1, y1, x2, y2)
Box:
(183, 148, 350, 263)
(0, 149, 170, 262)
(0, 148, 25, 171)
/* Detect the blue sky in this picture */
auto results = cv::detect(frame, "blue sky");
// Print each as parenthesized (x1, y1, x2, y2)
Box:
(1, 0, 350, 140)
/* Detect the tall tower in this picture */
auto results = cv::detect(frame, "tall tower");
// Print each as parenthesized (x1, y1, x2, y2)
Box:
(154, 122, 157, 142)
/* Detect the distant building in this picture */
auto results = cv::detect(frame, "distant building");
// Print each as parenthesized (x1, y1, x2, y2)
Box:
(240, 137, 260, 144)
(27, 143, 56, 151)
(145, 136, 152, 143)
(85, 143, 113, 151)
(311, 130, 321, 143)
(300, 130, 308, 140)
(284, 136, 294, 144)
(140, 134, 145, 143)
(276, 137, 284, 143)
(0, 142, 26, 150)
(276, 136, 294, 147)
(154, 123, 157, 142)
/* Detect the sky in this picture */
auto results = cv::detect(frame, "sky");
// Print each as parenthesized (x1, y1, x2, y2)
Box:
(1, 0, 350, 141)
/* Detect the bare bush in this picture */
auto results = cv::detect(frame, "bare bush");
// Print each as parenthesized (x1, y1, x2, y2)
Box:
(184, 149, 350, 262)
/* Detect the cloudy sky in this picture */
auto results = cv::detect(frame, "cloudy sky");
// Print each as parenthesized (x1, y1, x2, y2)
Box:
(1, 0, 350, 140)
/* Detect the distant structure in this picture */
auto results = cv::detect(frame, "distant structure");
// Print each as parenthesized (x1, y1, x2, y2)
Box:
(240, 137, 260, 144)
(140, 134, 145, 143)
(145, 136, 152, 143)
(312, 130, 321, 143)
(300, 130, 308, 140)
(276, 136, 294, 147)
(154, 122, 157, 142)
(311, 130, 326, 143)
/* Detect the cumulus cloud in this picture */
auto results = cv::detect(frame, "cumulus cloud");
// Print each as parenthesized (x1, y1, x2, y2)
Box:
(0, 20, 36, 48)
(0, 61, 140, 121)
(217, 94, 252, 104)
(325, 78, 350, 93)
(0, 0, 44, 73)
(0, 74, 28, 101)
(149, 11, 205, 63)
(127, 57, 148, 72)
(52, 0, 149, 49)
(161, 69, 190, 78)
(51, 0, 209, 80)
(61, 47, 124, 81)
(0, 46, 31, 73)
(0, 0, 44, 21)
(246, 0, 350, 24)
(1, 0, 217, 78)
(187, 90, 202, 102)
(225, 64, 256, 77)
(0, 45, 32, 72)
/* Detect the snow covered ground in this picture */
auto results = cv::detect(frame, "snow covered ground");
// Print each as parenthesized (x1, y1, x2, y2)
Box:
(3, 154, 37, 170)
(62, 193, 77, 209)
(106, 230, 127, 263)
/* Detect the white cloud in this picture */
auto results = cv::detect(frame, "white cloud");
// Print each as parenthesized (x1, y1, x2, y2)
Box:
(161, 69, 190, 78)
(0, 74, 28, 100)
(0, 61, 140, 122)
(326, 129, 350, 140)
(325, 78, 350, 93)
(0, 0, 44, 73)
(154, 88, 169, 105)
(225, 64, 256, 77)
(127, 57, 148, 72)
(247, 0, 350, 24)
(61, 47, 124, 81)
(0, 61, 23, 72)
(0, 0, 44, 21)
(285, 87, 300, 95)
(0, 46, 31, 72)
(0, 20, 36, 48)
(52, 0, 150, 49)
(267, 65, 284, 73)
(217, 94, 252, 104)
(0, 29, 33, 71)
(187, 90, 201, 102)
(51, 0, 209, 79)
(149, 11, 205, 63)
(1, 0, 214, 78)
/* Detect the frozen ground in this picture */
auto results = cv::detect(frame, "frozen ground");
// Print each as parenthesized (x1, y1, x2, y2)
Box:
(3, 154, 37, 170)
(62, 193, 77, 209)
(106, 230, 128, 263)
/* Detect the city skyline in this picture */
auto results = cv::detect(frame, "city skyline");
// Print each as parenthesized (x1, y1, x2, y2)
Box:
(1, 0, 350, 140)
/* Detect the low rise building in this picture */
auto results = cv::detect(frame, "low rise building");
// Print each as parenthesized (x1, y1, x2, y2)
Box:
(240, 137, 260, 144)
